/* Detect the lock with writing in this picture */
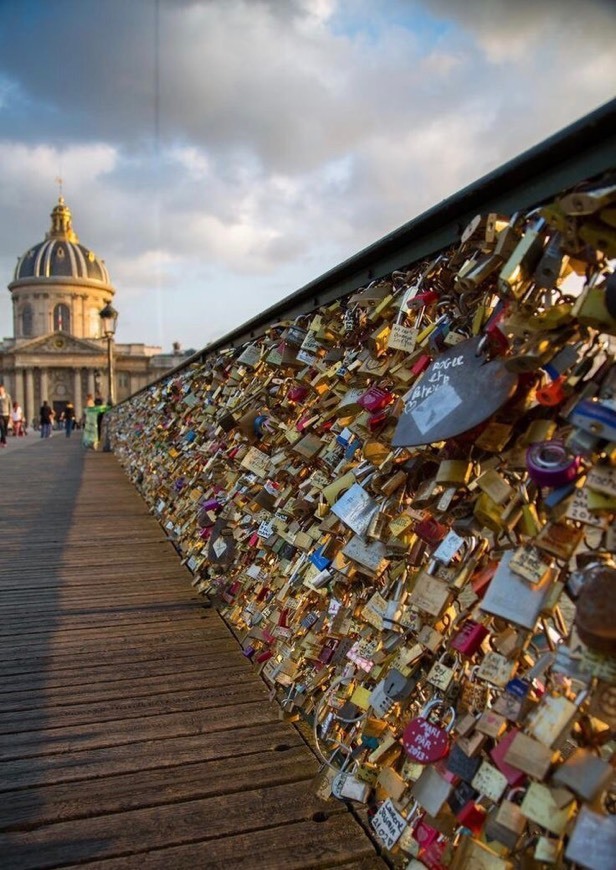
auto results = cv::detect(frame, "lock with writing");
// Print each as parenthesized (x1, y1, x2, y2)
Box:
(426, 651, 460, 693)
(459, 664, 490, 715)
(402, 698, 455, 764)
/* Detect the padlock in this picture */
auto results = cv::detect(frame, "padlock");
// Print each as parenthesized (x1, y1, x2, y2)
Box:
(445, 742, 481, 782)
(409, 572, 451, 618)
(480, 550, 554, 630)
(519, 781, 575, 836)
(454, 796, 487, 835)
(414, 514, 448, 545)
(565, 805, 616, 870)
(524, 689, 584, 747)
(410, 765, 453, 816)
(357, 383, 394, 414)
(572, 281, 616, 334)
(552, 747, 614, 802)
(402, 699, 455, 764)
(498, 216, 547, 299)
(331, 769, 371, 803)
(502, 730, 556, 780)
(475, 709, 507, 739)
(426, 651, 460, 692)
(475, 650, 517, 688)
(450, 618, 490, 657)
(459, 665, 490, 714)
(484, 787, 527, 851)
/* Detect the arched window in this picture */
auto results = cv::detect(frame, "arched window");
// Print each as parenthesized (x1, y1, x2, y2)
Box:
(53, 303, 71, 333)
(21, 303, 33, 337)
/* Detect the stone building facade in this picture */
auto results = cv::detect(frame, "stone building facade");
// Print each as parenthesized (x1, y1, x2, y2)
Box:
(0, 197, 189, 424)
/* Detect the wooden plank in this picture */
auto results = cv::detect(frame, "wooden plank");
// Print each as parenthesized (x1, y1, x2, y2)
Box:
(0, 645, 234, 683)
(0, 782, 351, 868)
(0, 746, 317, 831)
(0, 616, 229, 649)
(0, 699, 282, 761)
(0, 723, 305, 793)
(60, 817, 387, 869)
(0, 664, 251, 709)
(0, 681, 272, 732)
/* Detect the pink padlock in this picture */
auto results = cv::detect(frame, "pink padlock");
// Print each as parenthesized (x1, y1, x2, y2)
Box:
(357, 384, 394, 413)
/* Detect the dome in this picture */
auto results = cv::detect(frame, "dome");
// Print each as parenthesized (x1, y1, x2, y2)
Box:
(12, 198, 111, 285)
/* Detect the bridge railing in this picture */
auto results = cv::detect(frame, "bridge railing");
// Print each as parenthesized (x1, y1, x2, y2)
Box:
(109, 99, 616, 863)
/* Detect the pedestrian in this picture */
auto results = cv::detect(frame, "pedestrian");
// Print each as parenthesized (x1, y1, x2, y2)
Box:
(11, 401, 24, 437)
(63, 402, 76, 438)
(40, 400, 53, 438)
(0, 383, 12, 447)
(94, 396, 105, 444)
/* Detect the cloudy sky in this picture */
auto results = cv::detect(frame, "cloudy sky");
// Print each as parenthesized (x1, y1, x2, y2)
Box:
(1, 0, 615, 351)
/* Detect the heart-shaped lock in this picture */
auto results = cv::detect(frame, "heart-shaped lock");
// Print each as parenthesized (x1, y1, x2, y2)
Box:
(402, 699, 455, 764)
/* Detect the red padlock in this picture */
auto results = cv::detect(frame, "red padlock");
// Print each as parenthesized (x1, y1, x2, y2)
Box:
(408, 289, 439, 308)
(368, 409, 391, 432)
(411, 354, 432, 376)
(287, 384, 309, 403)
(402, 700, 455, 764)
(536, 375, 567, 407)
(450, 619, 490, 657)
(455, 800, 487, 834)
(414, 515, 448, 546)
(278, 608, 289, 628)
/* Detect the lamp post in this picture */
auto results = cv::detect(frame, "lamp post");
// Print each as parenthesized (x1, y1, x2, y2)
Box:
(99, 302, 118, 406)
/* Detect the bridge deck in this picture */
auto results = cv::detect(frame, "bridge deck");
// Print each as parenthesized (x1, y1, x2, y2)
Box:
(0, 437, 385, 869)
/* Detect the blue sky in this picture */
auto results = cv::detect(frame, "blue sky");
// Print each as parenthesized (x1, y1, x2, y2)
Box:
(0, 0, 615, 351)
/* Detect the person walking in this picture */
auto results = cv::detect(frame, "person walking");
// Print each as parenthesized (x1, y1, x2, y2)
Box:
(11, 401, 24, 437)
(63, 402, 76, 438)
(0, 383, 12, 447)
(40, 400, 53, 438)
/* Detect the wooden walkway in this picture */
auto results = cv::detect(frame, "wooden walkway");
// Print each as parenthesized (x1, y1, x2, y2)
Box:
(0, 437, 386, 869)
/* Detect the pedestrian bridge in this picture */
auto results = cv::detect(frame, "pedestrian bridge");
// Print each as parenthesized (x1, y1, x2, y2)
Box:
(0, 437, 384, 869)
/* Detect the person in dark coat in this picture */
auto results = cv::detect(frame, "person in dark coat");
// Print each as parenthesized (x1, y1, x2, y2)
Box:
(40, 401, 54, 438)
(63, 402, 76, 438)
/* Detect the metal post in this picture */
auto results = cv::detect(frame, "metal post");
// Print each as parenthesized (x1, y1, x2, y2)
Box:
(103, 335, 115, 452)
(107, 335, 115, 406)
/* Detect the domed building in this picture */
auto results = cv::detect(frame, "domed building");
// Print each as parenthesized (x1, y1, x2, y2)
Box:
(0, 197, 190, 425)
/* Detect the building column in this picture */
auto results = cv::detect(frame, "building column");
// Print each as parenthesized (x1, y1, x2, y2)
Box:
(73, 369, 83, 420)
(14, 368, 24, 408)
(40, 368, 49, 403)
(25, 368, 34, 426)
(87, 368, 96, 401)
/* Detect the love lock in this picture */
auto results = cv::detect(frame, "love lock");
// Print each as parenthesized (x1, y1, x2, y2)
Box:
(402, 698, 456, 764)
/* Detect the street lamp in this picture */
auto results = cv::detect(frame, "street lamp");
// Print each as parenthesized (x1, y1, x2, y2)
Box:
(99, 302, 118, 406)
